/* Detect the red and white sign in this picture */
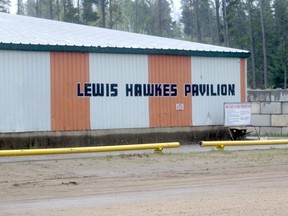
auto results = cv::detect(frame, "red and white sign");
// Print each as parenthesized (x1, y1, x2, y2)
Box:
(224, 103, 251, 126)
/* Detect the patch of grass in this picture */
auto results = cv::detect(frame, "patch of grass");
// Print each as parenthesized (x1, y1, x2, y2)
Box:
(119, 153, 151, 159)
(153, 150, 168, 155)
(104, 155, 113, 160)
(77, 147, 288, 164)
(83, 155, 115, 161)
(252, 148, 287, 158)
(209, 149, 233, 155)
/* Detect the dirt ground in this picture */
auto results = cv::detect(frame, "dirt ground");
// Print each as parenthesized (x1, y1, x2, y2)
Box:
(1, 146, 288, 216)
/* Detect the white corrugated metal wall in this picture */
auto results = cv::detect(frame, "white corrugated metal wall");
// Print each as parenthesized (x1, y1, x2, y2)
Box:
(0, 51, 51, 132)
(89, 54, 149, 129)
(191, 57, 242, 125)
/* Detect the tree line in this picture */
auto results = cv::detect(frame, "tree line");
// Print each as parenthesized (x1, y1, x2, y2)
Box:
(1, 0, 288, 89)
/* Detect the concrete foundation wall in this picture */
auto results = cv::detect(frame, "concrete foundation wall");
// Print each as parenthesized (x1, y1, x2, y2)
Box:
(248, 89, 288, 136)
(0, 126, 229, 150)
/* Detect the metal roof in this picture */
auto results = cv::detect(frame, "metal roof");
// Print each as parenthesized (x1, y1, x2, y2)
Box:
(0, 12, 250, 57)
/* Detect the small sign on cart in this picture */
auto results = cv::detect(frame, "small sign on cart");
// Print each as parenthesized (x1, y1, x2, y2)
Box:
(224, 103, 251, 127)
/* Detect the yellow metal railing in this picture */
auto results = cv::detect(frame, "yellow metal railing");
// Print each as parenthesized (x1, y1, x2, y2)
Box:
(199, 139, 288, 150)
(0, 142, 180, 156)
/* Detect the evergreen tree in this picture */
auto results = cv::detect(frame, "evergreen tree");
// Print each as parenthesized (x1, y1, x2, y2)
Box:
(136, 0, 151, 34)
(147, 0, 172, 37)
(0, 0, 10, 12)
(181, 0, 193, 40)
(107, 0, 122, 29)
(82, 0, 99, 25)
(226, 0, 247, 49)
(247, 0, 257, 89)
(171, 20, 183, 39)
(222, 0, 229, 46)
(198, 0, 215, 43)
(181, 0, 218, 43)
(26, 0, 36, 17)
(117, 0, 135, 31)
(99, 0, 106, 27)
(16, 0, 25, 14)
(214, 0, 221, 44)
(62, 0, 78, 23)
(271, 0, 288, 88)
(26, 0, 57, 20)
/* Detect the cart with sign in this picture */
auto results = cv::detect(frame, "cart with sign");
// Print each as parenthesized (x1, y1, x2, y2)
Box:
(224, 103, 259, 140)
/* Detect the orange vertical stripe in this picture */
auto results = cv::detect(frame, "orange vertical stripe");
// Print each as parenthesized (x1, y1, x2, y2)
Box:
(240, 58, 246, 102)
(148, 55, 192, 127)
(51, 52, 90, 131)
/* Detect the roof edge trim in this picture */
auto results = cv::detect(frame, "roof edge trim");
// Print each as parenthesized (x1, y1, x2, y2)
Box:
(0, 43, 251, 58)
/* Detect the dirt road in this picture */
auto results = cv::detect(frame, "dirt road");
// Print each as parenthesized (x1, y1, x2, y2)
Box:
(1, 147, 288, 215)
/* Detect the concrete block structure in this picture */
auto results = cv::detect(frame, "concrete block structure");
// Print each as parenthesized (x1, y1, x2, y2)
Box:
(271, 115, 288, 127)
(248, 89, 288, 135)
(251, 114, 271, 126)
(260, 102, 281, 114)
(251, 102, 261, 114)
(282, 102, 288, 114)
(271, 89, 288, 102)
(247, 89, 271, 102)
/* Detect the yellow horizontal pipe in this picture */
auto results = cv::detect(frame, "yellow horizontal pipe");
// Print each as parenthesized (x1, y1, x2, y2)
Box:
(199, 139, 288, 149)
(0, 142, 180, 156)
